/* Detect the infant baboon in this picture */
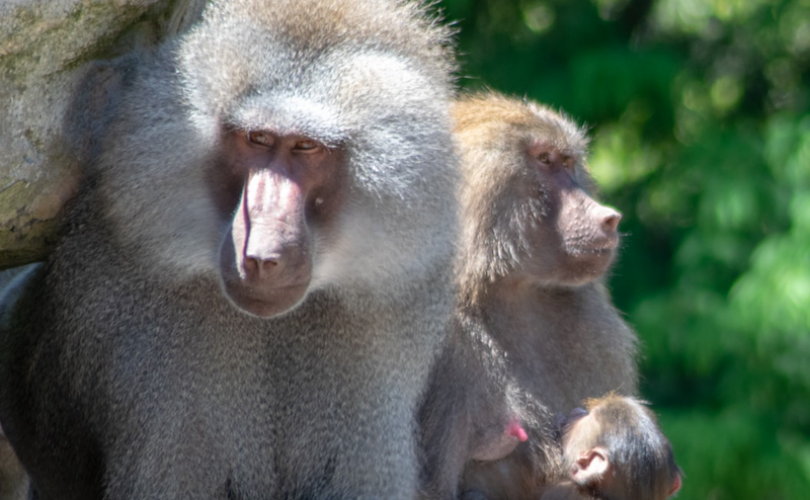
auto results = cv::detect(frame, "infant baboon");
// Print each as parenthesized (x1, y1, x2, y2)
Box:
(0, 1, 458, 499)
(543, 394, 682, 500)
(438, 93, 673, 500)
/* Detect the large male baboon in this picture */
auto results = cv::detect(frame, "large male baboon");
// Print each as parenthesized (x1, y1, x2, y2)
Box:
(0, 1, 458, 499)
(421, 93, 653, 500)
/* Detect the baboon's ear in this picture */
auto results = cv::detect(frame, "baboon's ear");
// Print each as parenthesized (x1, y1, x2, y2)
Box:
(669, 471, 683, 497)
(571, 446, 609, 486)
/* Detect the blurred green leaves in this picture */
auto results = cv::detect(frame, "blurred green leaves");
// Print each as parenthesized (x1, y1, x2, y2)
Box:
(439, 0, 810, 497)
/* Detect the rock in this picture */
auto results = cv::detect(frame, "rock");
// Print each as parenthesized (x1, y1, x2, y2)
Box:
(0, 0, 204, 268)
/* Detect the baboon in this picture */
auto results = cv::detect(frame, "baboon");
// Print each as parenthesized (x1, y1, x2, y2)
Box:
(418, 315, 541, 500)
(0, 1, 458, 499)
(435, 93, 660, 500)
(541, 394, 682, 500)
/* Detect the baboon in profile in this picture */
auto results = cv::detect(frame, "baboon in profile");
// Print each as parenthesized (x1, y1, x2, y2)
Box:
(0, 1, 459, 499)
(541, 394, 682, 500)
(432, 93, 668, 500)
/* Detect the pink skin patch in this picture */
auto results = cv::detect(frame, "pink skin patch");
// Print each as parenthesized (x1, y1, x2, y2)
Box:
(669, 473, 682, 497)
(507, 419, 529, 442)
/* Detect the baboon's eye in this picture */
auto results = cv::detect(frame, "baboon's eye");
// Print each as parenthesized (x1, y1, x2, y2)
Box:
(248, 131, 273, 147)
(562, 156, 575, 171)
(294, 139, 320, 152)
(537, 152, 551, 166)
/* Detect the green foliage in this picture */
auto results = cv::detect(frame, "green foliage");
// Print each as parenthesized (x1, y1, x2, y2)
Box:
(659, 409, 810, 500)
(439, 0, 810, 497)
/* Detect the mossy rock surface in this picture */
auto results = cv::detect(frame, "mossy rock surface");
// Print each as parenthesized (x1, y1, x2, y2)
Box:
(0, 0, 202, 268)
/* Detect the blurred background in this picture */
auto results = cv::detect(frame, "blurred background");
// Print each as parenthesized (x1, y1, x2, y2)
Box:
(437, 0, 810, 498)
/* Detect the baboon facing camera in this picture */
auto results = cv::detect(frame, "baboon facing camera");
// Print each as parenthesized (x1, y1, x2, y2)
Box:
(0, 1, 459, 499)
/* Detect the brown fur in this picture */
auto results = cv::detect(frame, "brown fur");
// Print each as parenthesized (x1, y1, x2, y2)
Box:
(418, 311, 559, 500)
(547, 394, 682, 500)
(449, 93, 640, 500)
(453, 92, 637, 409)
